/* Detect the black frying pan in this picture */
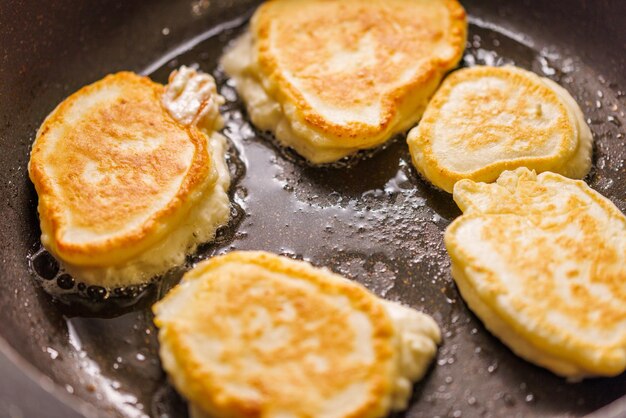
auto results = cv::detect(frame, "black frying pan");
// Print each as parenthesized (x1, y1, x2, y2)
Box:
(1, 0, 625, 417)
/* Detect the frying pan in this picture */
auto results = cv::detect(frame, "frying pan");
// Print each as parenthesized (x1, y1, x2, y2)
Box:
(1, 0, 625, 417)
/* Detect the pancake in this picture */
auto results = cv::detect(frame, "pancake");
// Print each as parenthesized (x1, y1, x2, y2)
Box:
(153, 251, 441, 418)
(221, 0, 467, 163)
(407, 65, 593, 192)
(28, 67, 230, 288)
(445, 168, 626, 379)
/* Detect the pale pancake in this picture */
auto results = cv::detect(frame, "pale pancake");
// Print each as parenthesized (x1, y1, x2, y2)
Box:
(445, 168, 626, 379)
(408, 66, 593, 192)
(153, 251, 440, 418)
(29, 68, 230, 287)
(222, 0, 467, 163)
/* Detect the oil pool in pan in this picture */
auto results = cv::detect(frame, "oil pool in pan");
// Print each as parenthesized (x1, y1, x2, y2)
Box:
(27, 13, 626, 418)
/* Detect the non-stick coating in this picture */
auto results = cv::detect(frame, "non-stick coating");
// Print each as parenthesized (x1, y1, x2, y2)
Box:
(0, 1, 625, 417)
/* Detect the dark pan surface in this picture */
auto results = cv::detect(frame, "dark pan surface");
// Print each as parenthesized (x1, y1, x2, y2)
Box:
(1, 1, 625, 417)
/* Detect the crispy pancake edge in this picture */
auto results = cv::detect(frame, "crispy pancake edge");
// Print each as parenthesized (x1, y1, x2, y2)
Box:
(444, 170, 626, 377)
(252, 0, 467, 143)
(153, 251, 398, 418)
(28, 72, 216, 265)
(408, 66, 583, 192)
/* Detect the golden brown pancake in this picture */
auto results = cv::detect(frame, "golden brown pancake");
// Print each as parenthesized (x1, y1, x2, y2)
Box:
(222, 0, 467, 163)
(445, 168, 626, 379)
(408, 66, 593, 192)
(154, 251, 441, 418)
(29, 69, 230, 287)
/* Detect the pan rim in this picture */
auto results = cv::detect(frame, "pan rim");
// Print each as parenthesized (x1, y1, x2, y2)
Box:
(0, 335, 94, 417)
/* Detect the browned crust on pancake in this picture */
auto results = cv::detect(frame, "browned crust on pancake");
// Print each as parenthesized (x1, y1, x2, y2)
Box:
(445, 171, 626, 375)
(154, 251, 397, 418)
(253, 0, 467, 144)
(29, 72, 214, 264)
(409, 66, 577, 192)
